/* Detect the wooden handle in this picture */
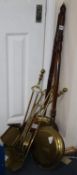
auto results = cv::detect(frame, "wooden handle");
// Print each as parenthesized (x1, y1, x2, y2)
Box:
(65, 146, 77, 155)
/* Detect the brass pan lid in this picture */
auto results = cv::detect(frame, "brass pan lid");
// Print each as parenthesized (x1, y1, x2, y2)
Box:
(31, 126, 65, 168)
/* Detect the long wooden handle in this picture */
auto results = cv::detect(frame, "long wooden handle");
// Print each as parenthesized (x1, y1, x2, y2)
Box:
(45, 4, 66, 120)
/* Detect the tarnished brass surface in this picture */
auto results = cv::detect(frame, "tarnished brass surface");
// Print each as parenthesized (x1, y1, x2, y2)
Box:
(1, 115, 57, 146)
(5, 147, 25, 171)
(36, 115, 58, 131)
(32, 126, 65, 168)
(1, 116, 61, 171)
(1, 126, 22, 146)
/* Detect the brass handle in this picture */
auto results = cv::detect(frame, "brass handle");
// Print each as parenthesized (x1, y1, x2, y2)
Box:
(38, 69, 45, 83)
(58, 87, 68, 97)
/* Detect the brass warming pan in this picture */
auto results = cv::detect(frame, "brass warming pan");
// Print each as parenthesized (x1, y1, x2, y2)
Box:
(31, 125, 65, 168)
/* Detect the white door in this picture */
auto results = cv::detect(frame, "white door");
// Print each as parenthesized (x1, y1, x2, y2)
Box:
(0, 0, 47, 134)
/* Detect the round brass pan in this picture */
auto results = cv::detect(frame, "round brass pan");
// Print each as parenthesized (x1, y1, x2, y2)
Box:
(32, 126, 65, 168)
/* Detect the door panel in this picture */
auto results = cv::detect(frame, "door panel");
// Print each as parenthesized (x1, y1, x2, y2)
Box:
(0, 0, 46, 134)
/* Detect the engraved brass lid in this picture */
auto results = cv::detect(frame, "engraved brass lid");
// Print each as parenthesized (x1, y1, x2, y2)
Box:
(32, 126, 65, 168)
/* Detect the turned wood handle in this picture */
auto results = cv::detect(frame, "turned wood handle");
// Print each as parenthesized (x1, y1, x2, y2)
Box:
(65, 146, 77, 155)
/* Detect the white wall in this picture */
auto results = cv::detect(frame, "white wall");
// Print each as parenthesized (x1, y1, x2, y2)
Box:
(44, 0, 77, 147)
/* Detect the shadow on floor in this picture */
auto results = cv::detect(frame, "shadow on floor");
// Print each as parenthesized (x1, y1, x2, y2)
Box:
(5, 153, 77, 175)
